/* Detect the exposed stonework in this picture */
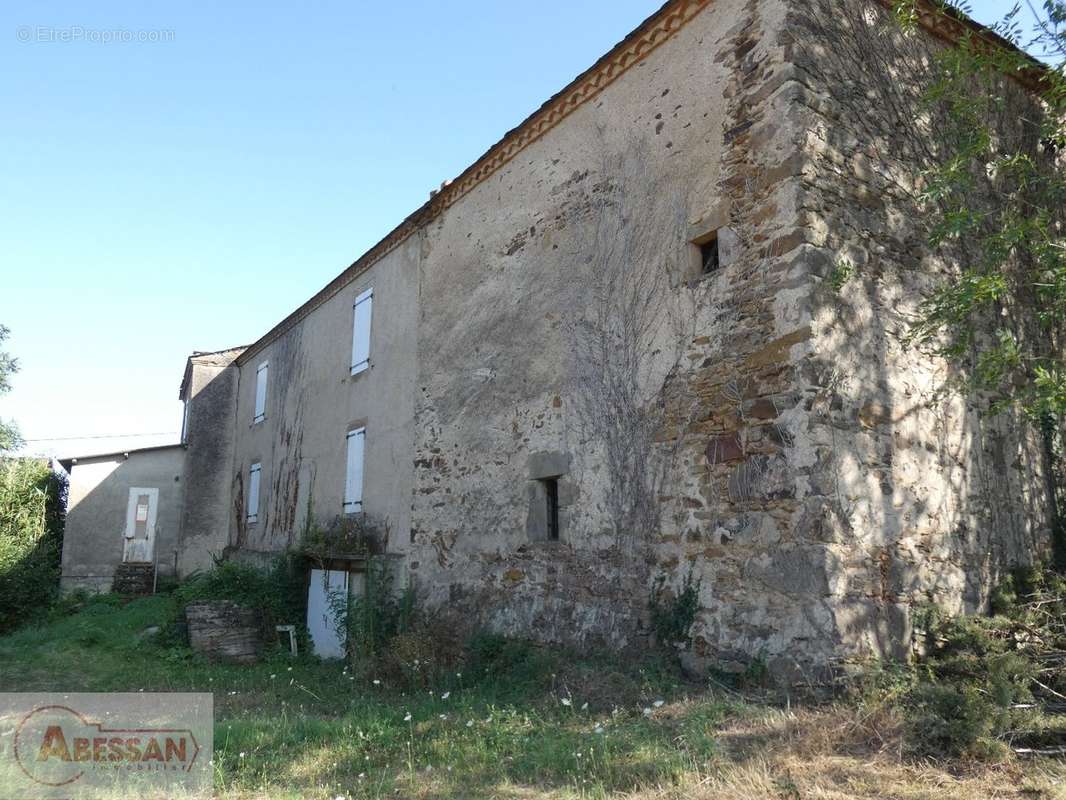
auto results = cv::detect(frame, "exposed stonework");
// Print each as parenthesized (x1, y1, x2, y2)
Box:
(62, 0, 1055, 677)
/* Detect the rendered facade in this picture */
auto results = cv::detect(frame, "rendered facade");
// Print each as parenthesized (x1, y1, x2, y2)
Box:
(60, 0, 1054, 677)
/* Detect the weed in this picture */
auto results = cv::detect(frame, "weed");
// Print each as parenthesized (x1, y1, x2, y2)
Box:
(649, 569, 702, 652)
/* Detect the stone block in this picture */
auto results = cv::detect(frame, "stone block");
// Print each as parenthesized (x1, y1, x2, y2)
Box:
(527, 451, 571, 479)
(707, 433, 744, 464)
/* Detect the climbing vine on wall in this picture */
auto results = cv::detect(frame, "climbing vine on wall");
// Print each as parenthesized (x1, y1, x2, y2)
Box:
(565, 132, 703, 554)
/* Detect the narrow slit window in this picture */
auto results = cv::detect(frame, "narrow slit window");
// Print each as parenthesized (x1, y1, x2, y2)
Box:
(180, 399, 191, 444)
(247, 463, 261, 523)
(351, 288, 373, 375)
(543, 477, 559, 541)
(344, 427, 365, 513)
(254, 361, 268, 423)
(700, 235, 720, 274)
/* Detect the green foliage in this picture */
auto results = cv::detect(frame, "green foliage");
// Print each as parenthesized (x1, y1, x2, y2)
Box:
(0, 459, 66, 633)
(895, 4, 1066, 420)
(649, 569, 702, 651)
(902, 683, 1003, 758)
(891, 1, 1066, 567)
(464, 632, 557, 692)
(330, 556, 415, 663)
(301, 512, 388, 563)
(894, 566, 1065, 758)
(0, 325, 20, 453)
(174, 554, 307, 639)
(827, 258, 857, 292)
(0, 592, 734, 798)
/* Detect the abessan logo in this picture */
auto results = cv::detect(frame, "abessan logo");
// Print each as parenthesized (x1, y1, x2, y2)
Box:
(14, 704, 200, 785)
(0, 693, 212, 799)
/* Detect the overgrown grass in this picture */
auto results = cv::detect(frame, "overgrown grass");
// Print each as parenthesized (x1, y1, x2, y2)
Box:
(0, 593, 736, 798)
(1, 592, 1063, 798)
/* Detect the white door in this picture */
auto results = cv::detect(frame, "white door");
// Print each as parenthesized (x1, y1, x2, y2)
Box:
(307, 569, 348, 659)
(122, 487, 158, 563)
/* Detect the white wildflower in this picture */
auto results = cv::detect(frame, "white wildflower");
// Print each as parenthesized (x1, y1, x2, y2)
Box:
(581, 702, 588, 711)
(403, 713, 412, 722)
(373, 679, 381, 685)
(561, 697, 572, 707)
(466, 720, 474, 728)
(441, 691, 450, 700)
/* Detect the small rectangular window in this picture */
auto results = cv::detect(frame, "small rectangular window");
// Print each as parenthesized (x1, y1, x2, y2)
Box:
(351, 288, 373, 375)
(344, 427, 365, 513)
(700, 235, 720, 274)
(543, 477, 559, 541)
(254, 361, 268, 423)
(247, 463, 261, 523)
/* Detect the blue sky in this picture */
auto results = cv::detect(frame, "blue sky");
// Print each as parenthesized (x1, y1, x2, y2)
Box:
(0, 0, 1034, 457)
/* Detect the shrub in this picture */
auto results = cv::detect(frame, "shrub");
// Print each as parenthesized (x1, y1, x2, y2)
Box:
(332, 556, 414, 660)
(894, 566, 1064, 759)
(465, 632, 557, 692)
(649, 569, 701, 652)
(170, 555, 308, 651)
(0, 459, 66, 633)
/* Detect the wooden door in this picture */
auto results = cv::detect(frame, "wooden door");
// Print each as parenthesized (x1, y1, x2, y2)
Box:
(122, 487, 158, 563)
(307, 569, 348, 659)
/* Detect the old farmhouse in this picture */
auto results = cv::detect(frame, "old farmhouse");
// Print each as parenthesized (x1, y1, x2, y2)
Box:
(59, 0, 1054, 677)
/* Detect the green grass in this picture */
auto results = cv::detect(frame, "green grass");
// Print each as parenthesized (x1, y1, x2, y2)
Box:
(0, 594, 741, 799)
(5, 594, 1062, 799)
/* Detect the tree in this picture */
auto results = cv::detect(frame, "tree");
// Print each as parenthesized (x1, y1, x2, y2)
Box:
(0, 326, 19, 453)
(893, 0, 1066, 565)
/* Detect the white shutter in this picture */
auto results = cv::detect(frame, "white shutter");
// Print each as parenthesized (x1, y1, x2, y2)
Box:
(254, 362, 268, 423)
(247, 463, 261, 523)
(344, 428, 365, 512)
(351, 288, 373, 375)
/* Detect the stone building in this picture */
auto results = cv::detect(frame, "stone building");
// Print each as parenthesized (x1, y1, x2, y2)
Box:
(60, 0, 1054, 675)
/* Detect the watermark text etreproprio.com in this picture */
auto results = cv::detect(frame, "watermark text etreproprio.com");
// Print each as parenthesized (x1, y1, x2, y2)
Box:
(16, 26, 175, 44)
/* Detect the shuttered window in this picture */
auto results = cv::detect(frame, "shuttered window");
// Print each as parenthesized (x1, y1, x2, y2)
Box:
(254, 361, 268, 423)
(247, 463, 261, 523)
(344, 428, 365, 513)
(351, 288, 373, 375)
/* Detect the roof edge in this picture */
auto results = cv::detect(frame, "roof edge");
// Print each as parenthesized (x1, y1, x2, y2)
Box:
(879, 0, 1048, 89)
(60, 442, 186, 468)
(235, 0, 1048, 368)
(179, 345, 249, 399)
(235, 0, 711, 366)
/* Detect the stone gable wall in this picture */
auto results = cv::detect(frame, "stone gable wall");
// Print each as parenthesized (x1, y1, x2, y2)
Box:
(407, 0, 1052, 676)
